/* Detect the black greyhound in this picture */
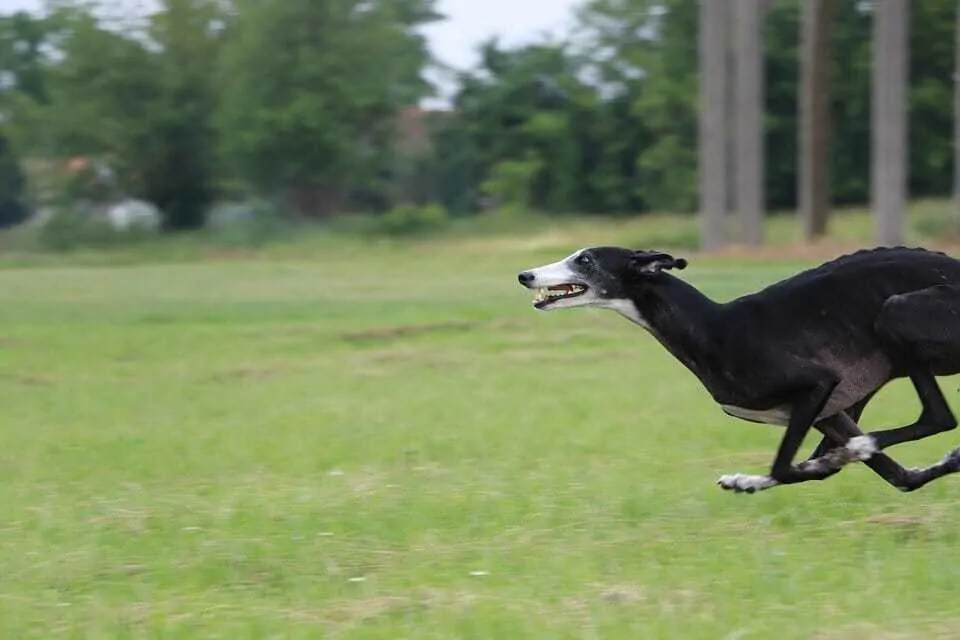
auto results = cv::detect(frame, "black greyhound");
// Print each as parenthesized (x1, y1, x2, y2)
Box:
(517, 246, 960, 493)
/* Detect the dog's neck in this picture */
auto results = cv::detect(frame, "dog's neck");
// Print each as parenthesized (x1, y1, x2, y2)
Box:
(615, 275, 725, 385)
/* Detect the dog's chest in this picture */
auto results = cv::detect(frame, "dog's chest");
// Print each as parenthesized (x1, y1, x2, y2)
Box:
(721, 404, 791, 426)
(721, 370, 892, 427)
(720, 350, 893, 427)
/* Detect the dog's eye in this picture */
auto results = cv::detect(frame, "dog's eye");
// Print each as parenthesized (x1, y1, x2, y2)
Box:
(576, 254, 592, 265)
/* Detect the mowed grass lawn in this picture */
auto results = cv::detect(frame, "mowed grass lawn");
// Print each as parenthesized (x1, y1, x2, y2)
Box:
(3, 229, 960, 638)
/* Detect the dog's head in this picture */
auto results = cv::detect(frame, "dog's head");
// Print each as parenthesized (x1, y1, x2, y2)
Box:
(517, 247, 688, 311)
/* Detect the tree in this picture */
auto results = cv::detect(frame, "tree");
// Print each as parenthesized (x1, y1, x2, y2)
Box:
(434, 0, 955, 225)
(0, 11, 52, 152)
(427, 113, 479, 215)
(141, 0, 224, 229)
(734, 0, 764, 245)
(575, 0, 699, 214)
(216, 0, 441, 217)
(799, 0, 836, 241)
(0, 12, 48, 104)
(955, 0, 960, 230)
(906, 1, 955, 198)
(872, 0, 909, 246)
(0, 131, 29, 227)
(699, 0, 729, 249)
(42, 8, 162, 165)
(446, 40, 606, 214)
(36, 1, 223, 229)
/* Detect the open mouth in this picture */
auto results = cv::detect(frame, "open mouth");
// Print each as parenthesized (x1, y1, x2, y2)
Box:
(533, 283, 588, 308)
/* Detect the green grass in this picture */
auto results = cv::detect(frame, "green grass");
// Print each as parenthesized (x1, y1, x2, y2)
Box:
(4, 215, 960, 638)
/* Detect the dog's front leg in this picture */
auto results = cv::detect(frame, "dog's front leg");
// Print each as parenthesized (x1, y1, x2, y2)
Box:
(718, 378, 851, 493)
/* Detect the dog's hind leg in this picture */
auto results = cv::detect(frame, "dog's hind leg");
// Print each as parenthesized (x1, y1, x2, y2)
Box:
(854, 370, 957, 452)
(817, 412, 960, 492)
(806, 373, 955, 462)
(857, 286, 960, 453)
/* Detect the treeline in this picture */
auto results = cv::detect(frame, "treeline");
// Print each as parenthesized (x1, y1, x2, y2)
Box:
(0, 0, 957, 230)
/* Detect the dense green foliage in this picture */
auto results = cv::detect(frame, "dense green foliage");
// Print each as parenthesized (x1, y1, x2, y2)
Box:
(0, 0, 957, 227)
(216, 0, 440, 217)
(0, 132, 29, 228)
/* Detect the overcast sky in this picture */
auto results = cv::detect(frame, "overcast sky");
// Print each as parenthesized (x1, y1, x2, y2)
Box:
(5, 0, 582, 104)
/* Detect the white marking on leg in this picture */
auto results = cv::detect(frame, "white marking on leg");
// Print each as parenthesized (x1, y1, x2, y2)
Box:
(845, 435, 878, 461)
(940, 445, 960, 467)
(717, 473, 779, 493)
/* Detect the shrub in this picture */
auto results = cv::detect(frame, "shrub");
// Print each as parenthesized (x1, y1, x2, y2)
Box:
(204, 198, 295, 247)
(34, 205, 156, 252)
(479, 155, 542, 218)
(377, 203, 450, 236)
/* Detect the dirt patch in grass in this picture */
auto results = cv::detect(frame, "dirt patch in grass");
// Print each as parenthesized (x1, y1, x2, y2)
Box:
(340, 318, 522, 344)
(860, 508, 950, 541)
(504, 348, 627, 364)
(209, 365, 288, 382)
(811, 622, 956, 640)
(0, 372, 55, 386)
(862, 503, 948, 529)
(322, 595, 414, 625)
(317, 589, 483, 631)
(346, 347, 469, 377)
(341, 320, 480, 343)
(598, 584, 648, 605)
(865, 514, 928, 527)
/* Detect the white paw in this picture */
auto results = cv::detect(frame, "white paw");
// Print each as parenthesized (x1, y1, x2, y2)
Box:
(845, 435, 878, 461)
(717, 473, 778, 493)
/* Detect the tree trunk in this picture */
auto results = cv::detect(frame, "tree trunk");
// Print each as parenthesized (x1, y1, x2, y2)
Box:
(698, 0, 729, 251)
(288, 185, 341, 218)
(954, 0, 960, 232)
(872, 0, 909, 247)
(735, 0, 765, 246)
(799, 0, 836, 241)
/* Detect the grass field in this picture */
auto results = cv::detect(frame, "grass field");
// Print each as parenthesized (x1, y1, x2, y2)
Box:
(4, 213, 960, 638)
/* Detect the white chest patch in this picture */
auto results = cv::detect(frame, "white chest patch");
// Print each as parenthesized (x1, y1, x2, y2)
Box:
(721, 404, 792, 426)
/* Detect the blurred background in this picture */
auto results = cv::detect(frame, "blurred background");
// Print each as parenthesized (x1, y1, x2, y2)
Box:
(6, 3, 960, 636)
(0, 0, 951, 251)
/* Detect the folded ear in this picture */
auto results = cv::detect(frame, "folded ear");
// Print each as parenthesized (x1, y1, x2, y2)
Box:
(628, 251, 688, 276)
